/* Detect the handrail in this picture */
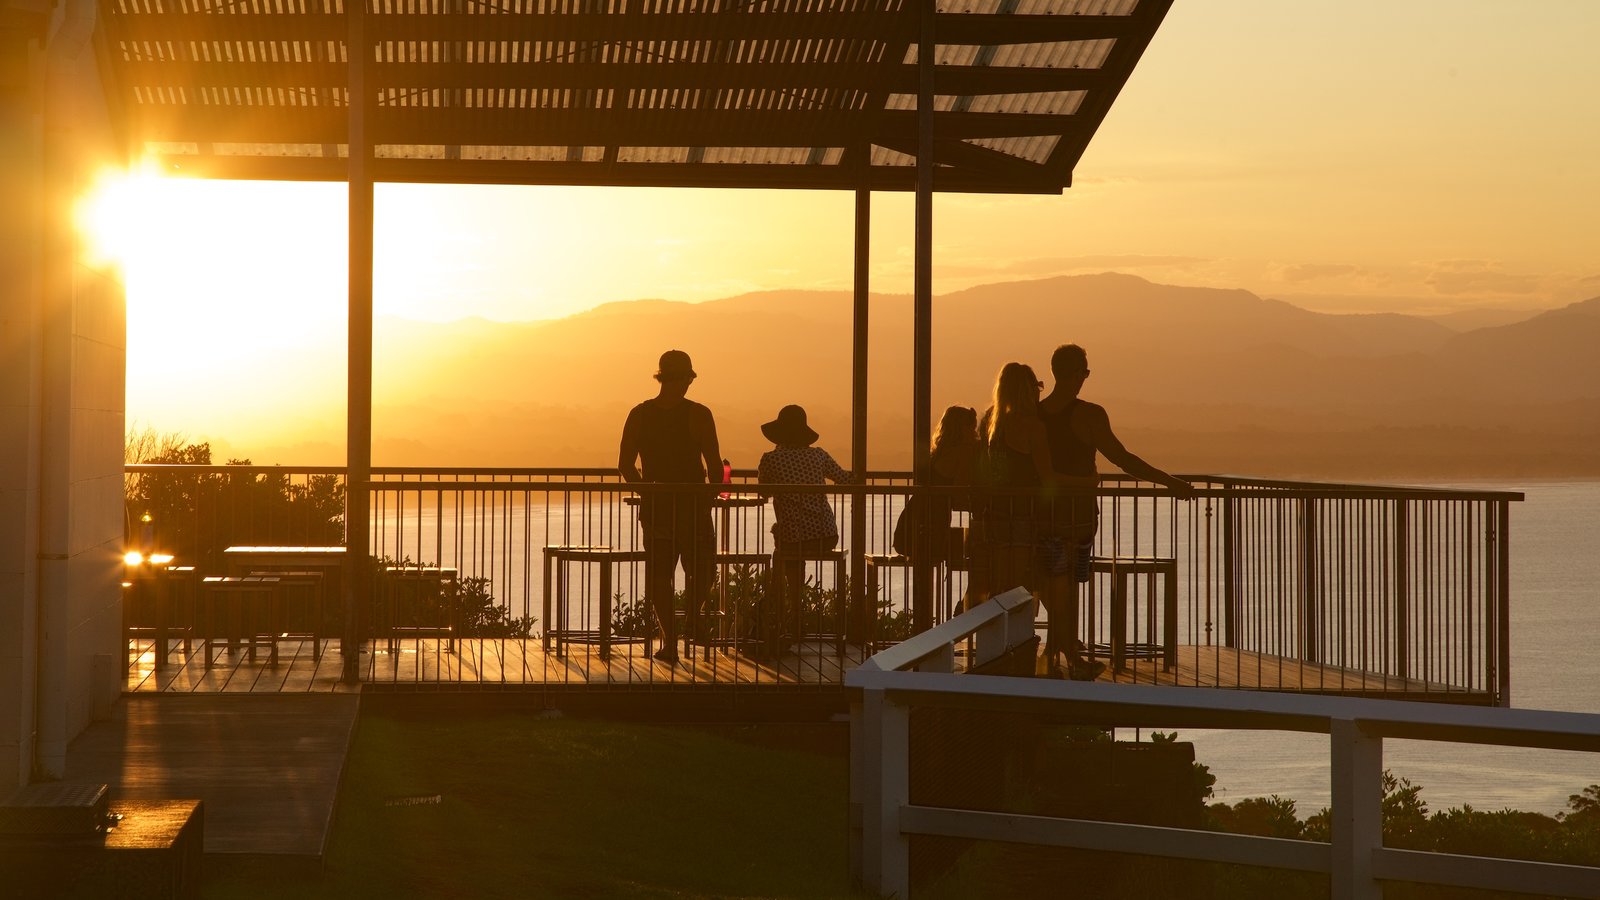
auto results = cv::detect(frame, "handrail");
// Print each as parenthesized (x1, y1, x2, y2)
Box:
(846, 602, 1600, 898)
(125, 464, 1526, 502)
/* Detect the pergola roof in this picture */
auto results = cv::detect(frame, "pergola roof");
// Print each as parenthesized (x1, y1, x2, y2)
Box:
(98, 0, 1171, 193)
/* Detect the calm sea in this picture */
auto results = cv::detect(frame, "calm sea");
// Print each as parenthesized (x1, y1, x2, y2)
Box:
(1182, 481, 1600, 815)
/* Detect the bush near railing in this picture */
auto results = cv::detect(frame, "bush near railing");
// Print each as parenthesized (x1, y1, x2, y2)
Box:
(125, 447, 344, 570)
(370, 556, 535, 639)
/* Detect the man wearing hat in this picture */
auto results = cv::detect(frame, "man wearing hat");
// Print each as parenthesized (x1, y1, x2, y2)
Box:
(755, 405, 851, 660)
(619, 350, 725, 664)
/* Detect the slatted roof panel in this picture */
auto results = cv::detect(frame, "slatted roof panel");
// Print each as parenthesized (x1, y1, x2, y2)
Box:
(97, 0, 1171, 193)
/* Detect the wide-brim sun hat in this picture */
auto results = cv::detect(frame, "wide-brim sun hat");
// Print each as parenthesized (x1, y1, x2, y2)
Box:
(761, 404, 819, 446)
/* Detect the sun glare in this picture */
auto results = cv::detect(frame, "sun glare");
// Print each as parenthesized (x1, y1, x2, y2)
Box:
(78, 165, 166, 270)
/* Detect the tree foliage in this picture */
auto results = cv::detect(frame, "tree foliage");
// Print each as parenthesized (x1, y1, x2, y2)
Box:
(124, 429, 344, 570)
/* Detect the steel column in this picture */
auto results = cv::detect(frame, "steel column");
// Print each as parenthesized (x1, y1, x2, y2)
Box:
(344, 0, 373, 684)
(910, 0, 936, 630)
(849, 187, 870, 644)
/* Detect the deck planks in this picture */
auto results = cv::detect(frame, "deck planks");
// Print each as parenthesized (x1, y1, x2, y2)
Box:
(124, 637, 1489, 702)
(64, 693, 360, 860)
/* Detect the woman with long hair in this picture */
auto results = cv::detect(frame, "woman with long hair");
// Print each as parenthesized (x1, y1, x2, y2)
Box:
(976, 363, 1055, 617)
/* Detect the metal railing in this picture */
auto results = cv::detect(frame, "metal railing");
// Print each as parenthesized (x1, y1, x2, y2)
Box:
(846, 594, 1600, 898)
(122, 465, 1519, 698)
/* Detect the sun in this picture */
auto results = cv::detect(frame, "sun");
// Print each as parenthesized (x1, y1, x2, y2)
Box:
(84, 167, 355, 448)
(77, 163, 169, 271)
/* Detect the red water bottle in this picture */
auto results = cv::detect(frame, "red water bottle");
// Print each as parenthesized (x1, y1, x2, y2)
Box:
(720, 459, 732, 499)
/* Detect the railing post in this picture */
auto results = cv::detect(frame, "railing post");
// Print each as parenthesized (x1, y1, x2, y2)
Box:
(1330, 718, 1383, 900)
(1394, 500, 1410, 680)
(860, 687, 910, 898)
(1298, 498, 1319, 663)
(1495, 499, 1511, 707)
(1222, 492, 1238, 648)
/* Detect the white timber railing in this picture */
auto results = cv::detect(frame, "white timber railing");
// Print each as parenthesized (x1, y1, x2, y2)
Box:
(846, 588, 1600, 899)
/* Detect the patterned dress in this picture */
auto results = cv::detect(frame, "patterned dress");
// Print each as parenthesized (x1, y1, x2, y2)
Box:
(758, 447, 850, 545)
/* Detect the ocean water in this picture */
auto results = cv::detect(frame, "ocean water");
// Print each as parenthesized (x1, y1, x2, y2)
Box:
(1181, 482, 1600, 816)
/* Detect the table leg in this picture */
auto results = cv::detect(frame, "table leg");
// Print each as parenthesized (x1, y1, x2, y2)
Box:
(1111, 572, 1128, 674)
(541, 550, 553, 653)
(151, 576, 168, 672)
(1163, 563, 1178, 671)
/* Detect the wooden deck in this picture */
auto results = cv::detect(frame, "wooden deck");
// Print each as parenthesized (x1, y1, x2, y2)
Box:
(63, 693, 358, 863)
(125, 638, 868, 692)
(125, 637, 1491, 704)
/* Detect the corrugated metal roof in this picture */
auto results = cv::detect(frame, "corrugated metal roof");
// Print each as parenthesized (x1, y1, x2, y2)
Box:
(97, 0, 1171, 192)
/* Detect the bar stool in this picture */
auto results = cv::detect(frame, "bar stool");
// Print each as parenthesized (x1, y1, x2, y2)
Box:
(253, 570, 323, 659)
(864, 526, 967, 649)
(1084, 556, 1179, 672)
(200, 575, 281, 668)
(541, 545, 648, 660)
(374, 565, 459, 652)
(771, 547, 848, 659)
(706, 551, 772, 656)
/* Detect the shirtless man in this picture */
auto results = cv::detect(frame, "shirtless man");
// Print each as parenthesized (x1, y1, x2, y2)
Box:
(618, 350, 724, 664)
(1038, 343, 1194, 678)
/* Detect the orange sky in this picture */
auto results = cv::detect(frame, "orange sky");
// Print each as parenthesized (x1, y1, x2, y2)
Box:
(94, 0, 1599, 447)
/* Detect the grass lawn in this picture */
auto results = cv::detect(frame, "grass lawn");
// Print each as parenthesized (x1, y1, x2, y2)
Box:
(207, 711, 862, 899)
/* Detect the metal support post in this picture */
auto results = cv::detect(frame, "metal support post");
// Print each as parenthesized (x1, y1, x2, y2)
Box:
(850, 187, 870, 644)
(343, 0, 373, 684)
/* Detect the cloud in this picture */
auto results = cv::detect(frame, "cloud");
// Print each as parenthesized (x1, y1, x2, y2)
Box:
(1279, 263, 1360, 283)
(1578, 273, 1600, 285)
(1424, 260, 1541, 296)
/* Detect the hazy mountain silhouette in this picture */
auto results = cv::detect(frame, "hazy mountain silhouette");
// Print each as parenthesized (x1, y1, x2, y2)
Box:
(242, 274, 1597, 478)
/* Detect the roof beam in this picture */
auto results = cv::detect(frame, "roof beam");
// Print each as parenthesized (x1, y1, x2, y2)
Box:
(116, 60, 1106, 96)
(139, 150, 1062, 194)
(130, 105, 1078, 145)
(107, 11, 1139, 46)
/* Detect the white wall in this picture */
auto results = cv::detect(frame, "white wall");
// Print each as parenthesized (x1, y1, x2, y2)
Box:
(0, 3, 126, 795)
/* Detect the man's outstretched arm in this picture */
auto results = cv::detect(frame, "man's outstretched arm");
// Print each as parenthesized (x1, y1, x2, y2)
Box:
(618, 410, 644, 483)
(698, 407, 723, 485)
(1083, 405, 1195, 499)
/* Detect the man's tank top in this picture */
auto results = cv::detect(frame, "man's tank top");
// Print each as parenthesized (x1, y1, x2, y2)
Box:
(1042, 399, 1097, 477)
(1041, 399, 1099, 530)
(636, 400, 707, 483)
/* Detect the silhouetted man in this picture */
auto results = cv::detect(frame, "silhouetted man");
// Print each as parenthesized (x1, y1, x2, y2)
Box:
(618, 350, 723, 664)
(1039, 343, 1194, 678)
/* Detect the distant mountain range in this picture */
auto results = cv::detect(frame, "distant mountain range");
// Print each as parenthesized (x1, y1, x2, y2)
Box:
(257, 273, 1599, 478)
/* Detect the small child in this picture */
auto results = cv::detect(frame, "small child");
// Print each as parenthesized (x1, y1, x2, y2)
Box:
(755, 405, 850, 659)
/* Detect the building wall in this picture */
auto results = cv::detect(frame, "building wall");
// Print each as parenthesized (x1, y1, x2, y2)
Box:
(0, 1, 126, 795)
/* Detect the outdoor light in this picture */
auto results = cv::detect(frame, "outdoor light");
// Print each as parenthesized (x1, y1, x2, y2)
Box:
(123, 512, 172, 570)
